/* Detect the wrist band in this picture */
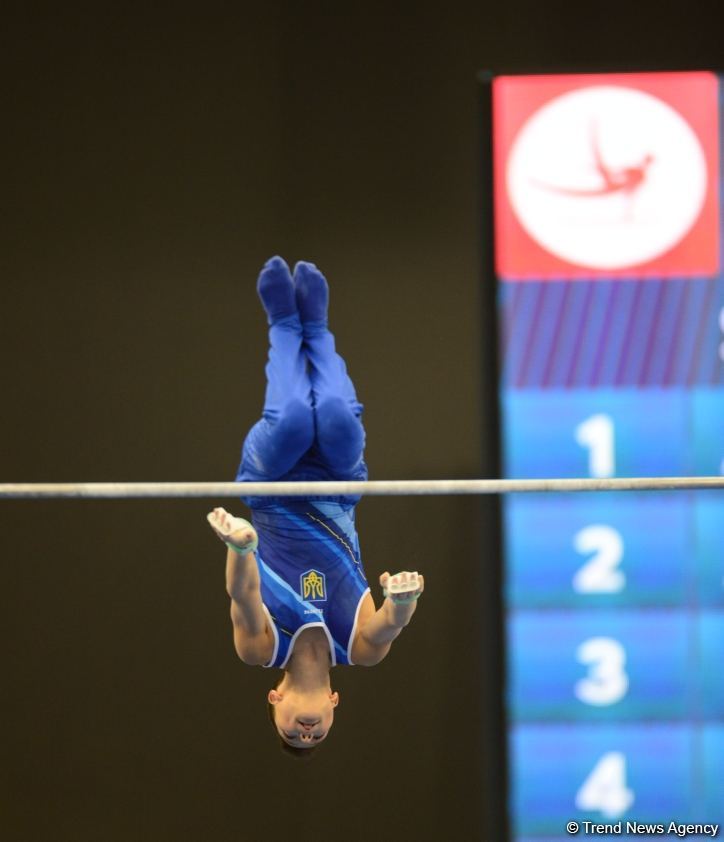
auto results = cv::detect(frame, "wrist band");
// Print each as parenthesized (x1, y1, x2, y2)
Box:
(383, 589, 421, 604)
(225, 537, 258, 555)
(222, 516, 258, 555)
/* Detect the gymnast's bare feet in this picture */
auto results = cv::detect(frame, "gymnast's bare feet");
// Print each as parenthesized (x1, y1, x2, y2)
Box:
(207, 507, 258, 553)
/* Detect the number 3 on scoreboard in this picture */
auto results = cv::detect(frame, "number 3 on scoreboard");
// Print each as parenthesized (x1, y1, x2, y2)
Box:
(575, 751, 635, 819)
(575, 637, 629, 705)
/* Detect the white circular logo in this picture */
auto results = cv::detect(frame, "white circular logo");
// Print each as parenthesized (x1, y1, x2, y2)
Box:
(506, 85, 708, 270)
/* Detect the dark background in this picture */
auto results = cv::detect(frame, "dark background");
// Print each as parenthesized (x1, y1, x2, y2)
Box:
(1, 4, 720, 841)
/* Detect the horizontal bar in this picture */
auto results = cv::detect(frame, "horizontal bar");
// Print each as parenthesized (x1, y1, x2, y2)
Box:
(0, 477, 722, 499)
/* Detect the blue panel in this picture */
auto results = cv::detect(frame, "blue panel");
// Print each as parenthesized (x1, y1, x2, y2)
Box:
(505, 494, 690, 608)
(698, 613, 724, 717)
(508, 612, 691, 720)
(511, 724, 694, 836)
(692, 389, 724, 474)
(518, 838, 717, 842)
(503, 389, 690, 479)
(701, 725, 724, 815)
(518, 836, 717, 842)
(696, 494, 724, 606)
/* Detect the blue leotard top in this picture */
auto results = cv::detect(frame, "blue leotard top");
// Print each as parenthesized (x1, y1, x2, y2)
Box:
(248, 500, 370, 668)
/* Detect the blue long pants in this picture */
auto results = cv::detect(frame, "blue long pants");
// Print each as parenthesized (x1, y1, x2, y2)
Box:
(236, 314, 367, 488)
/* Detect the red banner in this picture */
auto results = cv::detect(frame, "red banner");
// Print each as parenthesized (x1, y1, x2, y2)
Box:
(493, 72, 719, 279)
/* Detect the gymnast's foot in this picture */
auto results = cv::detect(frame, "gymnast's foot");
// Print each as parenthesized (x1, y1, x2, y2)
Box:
(257, 256, 297, 325)
(294, 261, 329, 325)
(207, 507, 258, 553)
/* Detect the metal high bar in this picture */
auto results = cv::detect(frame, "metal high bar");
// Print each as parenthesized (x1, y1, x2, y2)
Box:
(0, 477, 722, 499)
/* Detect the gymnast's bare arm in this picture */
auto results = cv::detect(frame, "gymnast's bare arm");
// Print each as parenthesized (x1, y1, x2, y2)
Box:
(208, 508, 273, 666)
(351, 572, 425, 666)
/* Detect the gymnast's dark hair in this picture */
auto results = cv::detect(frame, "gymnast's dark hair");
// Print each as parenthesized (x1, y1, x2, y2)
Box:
(267, 673, 319, 760)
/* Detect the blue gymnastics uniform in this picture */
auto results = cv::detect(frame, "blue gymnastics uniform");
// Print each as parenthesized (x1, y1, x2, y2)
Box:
(236, 270, 370, 668)
(250, 500, 370, 668)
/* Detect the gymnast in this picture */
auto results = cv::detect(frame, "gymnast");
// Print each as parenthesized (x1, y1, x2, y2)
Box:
(206, 256, 424, 753)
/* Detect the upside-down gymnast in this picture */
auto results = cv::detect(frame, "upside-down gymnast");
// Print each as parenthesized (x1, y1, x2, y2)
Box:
(206, 256, 424, 754)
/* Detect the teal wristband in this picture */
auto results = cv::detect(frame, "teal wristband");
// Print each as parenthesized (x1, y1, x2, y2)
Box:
(383, 589, 421, 604)
(225, 537, 258, 555)
(222, 516, 258, 555)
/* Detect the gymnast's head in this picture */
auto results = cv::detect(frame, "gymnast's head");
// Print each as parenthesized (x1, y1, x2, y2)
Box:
(267, 672, 339, 755)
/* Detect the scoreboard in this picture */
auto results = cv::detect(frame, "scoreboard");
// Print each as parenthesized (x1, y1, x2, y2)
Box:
(492, 71, 723, 838)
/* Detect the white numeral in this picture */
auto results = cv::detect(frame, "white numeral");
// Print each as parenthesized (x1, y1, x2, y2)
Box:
(573, 525, 625, 593)
(575, 752, 634, 819)
(575, 414, 615, 478)
(575, 637, 628, 706)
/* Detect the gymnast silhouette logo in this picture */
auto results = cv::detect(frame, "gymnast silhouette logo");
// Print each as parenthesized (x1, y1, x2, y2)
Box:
(301, 569, 326, 601)
(532, 123, 654, 201)
(506, 85, 708, 270)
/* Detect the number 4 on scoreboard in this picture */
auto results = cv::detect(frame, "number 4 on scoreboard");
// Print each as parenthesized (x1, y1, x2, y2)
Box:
(575, 751, 635, 819)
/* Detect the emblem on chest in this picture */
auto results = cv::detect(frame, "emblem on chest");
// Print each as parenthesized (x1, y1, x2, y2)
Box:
(300, 569, 326, 601)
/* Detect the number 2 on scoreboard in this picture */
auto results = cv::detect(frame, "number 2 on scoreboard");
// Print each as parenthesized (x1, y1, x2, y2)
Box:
(573, 525, 625, 593)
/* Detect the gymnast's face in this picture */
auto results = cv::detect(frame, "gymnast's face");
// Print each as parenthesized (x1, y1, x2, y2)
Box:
(268, 686, 339, 748)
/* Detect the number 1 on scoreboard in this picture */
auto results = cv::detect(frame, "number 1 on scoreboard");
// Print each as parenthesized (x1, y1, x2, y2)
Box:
(576, 413, 615, 478)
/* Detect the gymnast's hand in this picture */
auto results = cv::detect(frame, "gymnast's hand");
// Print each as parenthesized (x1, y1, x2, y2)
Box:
(207, 507, 259, 554)
(380, 571, 424, 605)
